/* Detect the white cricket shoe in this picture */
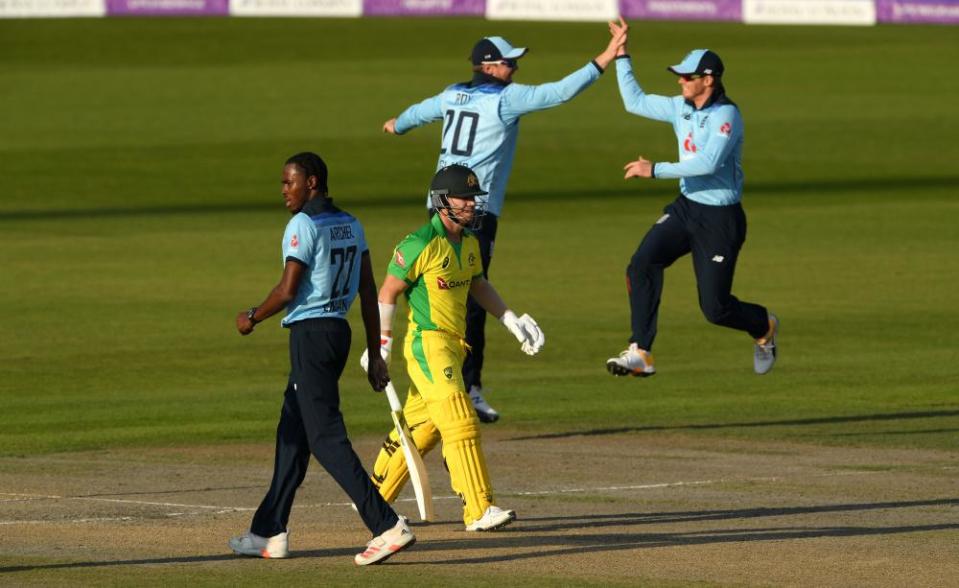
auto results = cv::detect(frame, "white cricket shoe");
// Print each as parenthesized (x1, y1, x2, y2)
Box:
(228, 530, 289, 559)
(354, 516, 415, 566)
(606, 343, 656, 377)
(469, 385, 500, 423)
(465, 505, 516, 532)
(754, 313, 779, 375)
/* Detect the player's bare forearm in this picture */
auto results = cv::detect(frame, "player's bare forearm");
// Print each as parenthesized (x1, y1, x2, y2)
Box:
(469, 277, 508, 319)
(236, 260, 304, 335)
(358, 253, 382, 354)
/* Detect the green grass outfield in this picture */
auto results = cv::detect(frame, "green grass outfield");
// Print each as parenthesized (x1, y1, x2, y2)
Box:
(1, 17, 957, 457)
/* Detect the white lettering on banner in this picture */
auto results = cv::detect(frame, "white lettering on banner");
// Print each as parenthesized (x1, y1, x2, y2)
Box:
(743, 0, 876, 25)
(402, 0, 453, 9)
(487, 0, 617, 21)
(647, 1, 718, 16)
(892, 2, 959, 19)
(0, 0, 103, 16)
(230, 0, 360, 16)
(125, 0, 205, 7)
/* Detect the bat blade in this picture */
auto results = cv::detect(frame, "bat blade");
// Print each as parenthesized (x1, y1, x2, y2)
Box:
(386, 383, 434, 522)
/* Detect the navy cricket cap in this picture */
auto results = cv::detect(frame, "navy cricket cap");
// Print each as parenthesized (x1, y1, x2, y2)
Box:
(667, 49, 725, 77)
(470, 36, 528, 66)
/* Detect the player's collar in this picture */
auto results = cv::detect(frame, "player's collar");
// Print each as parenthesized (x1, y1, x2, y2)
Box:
(470, 72, 510, 87)
(684, 87, 731, 110)
(430, 211, 448, 236)
(302, 195, 335, 216)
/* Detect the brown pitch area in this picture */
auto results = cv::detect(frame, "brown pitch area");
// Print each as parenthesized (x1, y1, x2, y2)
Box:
(1, 431, 957, 586)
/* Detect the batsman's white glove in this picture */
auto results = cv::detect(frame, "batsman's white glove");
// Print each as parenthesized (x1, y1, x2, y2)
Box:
(360, 335, 392, 372)
(500, 310, 545, 356)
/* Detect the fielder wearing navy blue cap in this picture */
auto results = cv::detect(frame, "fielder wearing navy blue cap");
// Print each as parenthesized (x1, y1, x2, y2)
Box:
(381, 27, 626, 423)
(470, 36, 529, 66)
(604, 19, 778, 379)
(667, 49, 725, 77)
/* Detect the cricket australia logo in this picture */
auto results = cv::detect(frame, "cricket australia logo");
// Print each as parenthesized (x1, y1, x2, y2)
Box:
(442, 256, 450, 269)
(468, 253, 476, 266)
(443, 366, 453, 380)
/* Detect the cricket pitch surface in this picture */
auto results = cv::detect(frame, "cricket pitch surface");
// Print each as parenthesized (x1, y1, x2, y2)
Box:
(2, 431, 957, 586)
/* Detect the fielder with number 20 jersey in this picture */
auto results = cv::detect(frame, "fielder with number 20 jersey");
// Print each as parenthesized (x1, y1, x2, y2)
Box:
(384, 32, 627, 420)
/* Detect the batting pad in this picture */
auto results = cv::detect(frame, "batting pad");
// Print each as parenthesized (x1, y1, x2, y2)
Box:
(370, 385, 440, 503)
(434, 391, 493, 524)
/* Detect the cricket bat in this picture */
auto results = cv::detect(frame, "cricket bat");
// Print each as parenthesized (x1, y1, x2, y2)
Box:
(384, 381, 434, 522)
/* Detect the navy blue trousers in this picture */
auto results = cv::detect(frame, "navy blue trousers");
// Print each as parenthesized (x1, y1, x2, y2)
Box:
(626, 195, 769, 351)
(462, 212, 498, 391)
(250, 318, 398, 538)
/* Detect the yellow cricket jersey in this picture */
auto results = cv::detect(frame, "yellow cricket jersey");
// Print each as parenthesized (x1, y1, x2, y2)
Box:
(387, 214, 484, 339)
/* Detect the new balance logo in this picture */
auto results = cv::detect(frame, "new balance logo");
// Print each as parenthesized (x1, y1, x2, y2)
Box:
(712, 255, 725, 263)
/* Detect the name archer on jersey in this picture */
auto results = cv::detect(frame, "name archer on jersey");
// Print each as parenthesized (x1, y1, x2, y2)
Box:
(329, 225, 355, 241)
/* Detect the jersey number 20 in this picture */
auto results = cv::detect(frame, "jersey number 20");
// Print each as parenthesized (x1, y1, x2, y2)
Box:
(440, 110, 479, 156)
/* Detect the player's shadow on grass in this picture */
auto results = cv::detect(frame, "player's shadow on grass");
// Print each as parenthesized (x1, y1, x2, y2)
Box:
(506, 409, 959, 441)
(400, 522, 959, 565)
(4, 175, 956, 222)
(389, 497, 959, 565)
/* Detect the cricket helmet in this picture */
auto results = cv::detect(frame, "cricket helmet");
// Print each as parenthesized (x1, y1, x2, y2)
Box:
(429, 164, 488, 230)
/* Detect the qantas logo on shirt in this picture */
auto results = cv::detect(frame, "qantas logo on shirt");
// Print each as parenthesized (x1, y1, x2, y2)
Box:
(394, 250, 406, 268)
(289, 234, 299, 250)
(437, 277, 471, 290)
(719, 122, 732, 136)
(683, 132, 698, 153)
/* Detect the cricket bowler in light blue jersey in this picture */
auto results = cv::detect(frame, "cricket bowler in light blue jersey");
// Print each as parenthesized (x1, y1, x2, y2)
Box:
(603, 19, 779, 379)
(383, 28, 627, 421)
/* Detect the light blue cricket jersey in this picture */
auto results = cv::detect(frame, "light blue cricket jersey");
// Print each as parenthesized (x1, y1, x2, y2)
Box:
(394, 62, 603, 217)
(615, 57, 744, 206)
(280, 197, 368, 326)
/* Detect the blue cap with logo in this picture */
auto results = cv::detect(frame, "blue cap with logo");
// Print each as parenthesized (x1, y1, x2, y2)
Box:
(667, 49, 725, 77)
(471, 36, 529, 65)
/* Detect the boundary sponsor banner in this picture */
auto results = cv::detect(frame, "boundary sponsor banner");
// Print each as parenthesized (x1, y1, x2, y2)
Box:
(230, 0, 361, 15)
(876, 0, 959, 23)
(106, 0, 227, 14)
(363, 0, 483, 15)
(621, 0, 741, 21)
(743, 0, 876, 25)
(0, 0, 104, 15)
(487, 0, 617, 21)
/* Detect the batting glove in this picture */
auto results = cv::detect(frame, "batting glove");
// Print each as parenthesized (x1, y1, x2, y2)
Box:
(501, 310, 546, 356)
(360, 335, 392, 372)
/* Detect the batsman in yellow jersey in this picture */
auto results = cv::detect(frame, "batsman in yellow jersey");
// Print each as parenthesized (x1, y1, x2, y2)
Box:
(361, 164, 545, 531)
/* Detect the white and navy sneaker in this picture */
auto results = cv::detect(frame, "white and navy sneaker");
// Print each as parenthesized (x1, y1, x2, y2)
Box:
(228, 530, 290, 559)
(354, 516, 415, 566)
(469, 385, 500, 423)
(465, 506, 516, 532)
(606, 344, 656, 377)
(754, 313, 779, 375)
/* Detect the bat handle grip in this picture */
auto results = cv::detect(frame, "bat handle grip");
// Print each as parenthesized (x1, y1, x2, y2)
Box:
(384, 382, 403, 412)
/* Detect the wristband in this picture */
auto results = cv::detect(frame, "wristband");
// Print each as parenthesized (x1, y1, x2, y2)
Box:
(378, 302, 396, 332)
(246, 306, 259, 325)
